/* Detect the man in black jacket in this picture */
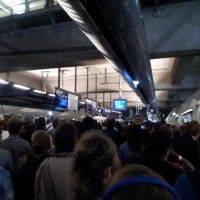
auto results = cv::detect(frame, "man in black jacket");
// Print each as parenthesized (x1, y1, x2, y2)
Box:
(173, 121, 200, 169)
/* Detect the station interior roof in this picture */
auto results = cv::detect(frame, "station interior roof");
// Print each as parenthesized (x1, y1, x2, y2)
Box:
(0, 0, 199, 112)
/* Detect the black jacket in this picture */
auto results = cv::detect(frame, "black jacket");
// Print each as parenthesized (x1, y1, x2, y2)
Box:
(173, 134, 200, 169)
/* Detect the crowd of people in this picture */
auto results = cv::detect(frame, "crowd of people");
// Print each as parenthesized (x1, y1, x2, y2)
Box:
(0, 115, 200, 200)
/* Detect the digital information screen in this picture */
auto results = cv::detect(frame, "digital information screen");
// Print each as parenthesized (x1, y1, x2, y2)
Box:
(68, 93, 78, 111)
(55, 88, 78, 111)
(113, 99, 127, 110)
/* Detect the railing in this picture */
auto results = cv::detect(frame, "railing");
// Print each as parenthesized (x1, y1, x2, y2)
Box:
(0, 0, 58, 18)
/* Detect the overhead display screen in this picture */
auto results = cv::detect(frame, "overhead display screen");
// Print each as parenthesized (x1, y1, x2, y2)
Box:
(55, 88, 78, 111)
(68, 93, 78, 111)
(113, 99, 127, 110)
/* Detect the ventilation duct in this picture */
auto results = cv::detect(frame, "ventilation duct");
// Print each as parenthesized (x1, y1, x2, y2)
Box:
(57, 0, 157, 111)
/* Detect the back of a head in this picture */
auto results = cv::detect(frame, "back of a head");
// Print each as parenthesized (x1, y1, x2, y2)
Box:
(7, 118, 22, 135)
(83, 116, 94, 131)
(31, 130, 51, 155)
(74, 121, 85, 138)
(106, 118, 115, 129)
(106, 164, 175, 200)
(185, 121, 200, 137)
(52, 118, 59, 129)
(127, 124, 144, 152)
(147, 131, 172, 158)
(159, 124, 173, 136)
(36, 117, 46, 130)
(70, 132, 120, 200)
(54, 121, 77, 153)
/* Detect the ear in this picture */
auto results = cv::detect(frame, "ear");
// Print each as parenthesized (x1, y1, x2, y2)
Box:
(104, 166, 112, 185)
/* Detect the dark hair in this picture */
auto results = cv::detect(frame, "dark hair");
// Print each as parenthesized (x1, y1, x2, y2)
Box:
(70, 132, 120, 200)
(146, 131, 172, 158)
(108, 164, 174, 200)
(52, 118, 59, 129)
(54, 121, 77, 153)
(106, 118, 115, 129)
(31, 130, 51, 155)
(159, 124, 173, 136)
(83, 116, 94, 131)
(93, 121, 103, 130)
(7, 118, 22, 135)
(127, 124, 145, 153)
(185, 121, 200, 136)
(73, 121, 85, 138)
(35, 117, 46, 130)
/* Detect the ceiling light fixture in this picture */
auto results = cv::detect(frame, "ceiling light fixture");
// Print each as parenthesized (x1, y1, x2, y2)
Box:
(48, 93, 55, 97)
(13, 84, 30, 90)
(133, 80, 139, 87)
(33, 90, 46, 94)
(0, 79, 9, 85)
(181, 108, 194, 115)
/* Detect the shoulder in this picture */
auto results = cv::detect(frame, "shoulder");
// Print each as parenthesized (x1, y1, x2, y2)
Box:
(0, 148, 11, 156)
(17, 137, 31, 146)
(0, 167, 11, 182)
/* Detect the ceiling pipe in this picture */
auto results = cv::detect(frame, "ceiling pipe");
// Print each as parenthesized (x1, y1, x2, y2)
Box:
(57, 0, 157, 112)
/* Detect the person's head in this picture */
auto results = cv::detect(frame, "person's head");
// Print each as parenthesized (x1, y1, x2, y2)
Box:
(103, 164, 175, 200)
(35, 117, 46, 130)
(20, 121, 30, 133)
(74, 121, 85, 138)
(146, 131, 172, 160)
(70, 132, 120, 200)
(173, 125, 183, 137)
(93, 120, 103, 130)
(127, 124, 148, 153)
(7, 118, 22, 135)
(31, 130, 51, 155)
(159, 124, 173, 137)
(185, 121, 200, 140)
(83, 116, 94, 131)
(52, 118, 59, 129)
(54, 121, 77, 153)
(106, 118, 116, 129)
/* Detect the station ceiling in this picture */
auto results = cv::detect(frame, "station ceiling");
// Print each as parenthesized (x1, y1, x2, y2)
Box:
(0, 0, 199, 110)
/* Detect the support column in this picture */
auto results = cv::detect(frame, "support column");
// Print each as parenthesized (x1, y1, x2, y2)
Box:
(95, 74, 97, 101)
(86, 67, 89, 98)
(75, 66, 77, 93)
(110, 92, 112, 109)
(42, 71, 49, 92)
(61, 70, 64, 88)
(103, 92, 105, 106)
(58, 67, 61, 88)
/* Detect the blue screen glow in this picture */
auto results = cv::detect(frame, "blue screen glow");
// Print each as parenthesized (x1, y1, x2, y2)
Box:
(113, 99, 127, 110)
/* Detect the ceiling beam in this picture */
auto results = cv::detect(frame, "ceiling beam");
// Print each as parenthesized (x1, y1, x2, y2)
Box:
(171, 56, 194, 85)
(0, 50, 105, 72)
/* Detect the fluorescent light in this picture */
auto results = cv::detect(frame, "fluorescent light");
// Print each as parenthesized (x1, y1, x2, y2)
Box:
(0, 79, 9, 85)
(181, 108, 193, 115)
(133, 80, 139, 87)
(48, 93, 55, 97)
(48, 111, 53, 116)
(33, 90, 46, 94)
(13, 84, 30, 90)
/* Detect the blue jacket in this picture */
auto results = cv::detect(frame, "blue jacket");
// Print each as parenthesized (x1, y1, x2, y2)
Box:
(0, 167, 14, 200)
(174, 172, 200, 200)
